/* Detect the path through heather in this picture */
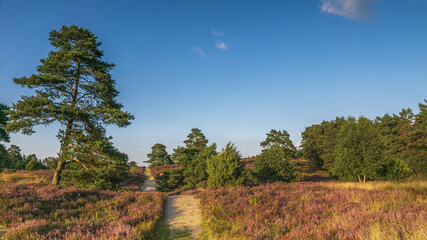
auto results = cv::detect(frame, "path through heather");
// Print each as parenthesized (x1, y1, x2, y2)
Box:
(140, 168, 158, 192)
(141, 168, 202, 239)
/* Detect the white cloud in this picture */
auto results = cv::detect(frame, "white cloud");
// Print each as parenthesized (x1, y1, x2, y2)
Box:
(211, 30, 225, 36)
(215, 41, 228, 50)
(192, 46, 206, 57)
(320, 0, 377, 21)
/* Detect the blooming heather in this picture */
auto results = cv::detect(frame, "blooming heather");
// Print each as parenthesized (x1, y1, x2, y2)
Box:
(0, 182, 164, 239)
(196, 182, 427, 239)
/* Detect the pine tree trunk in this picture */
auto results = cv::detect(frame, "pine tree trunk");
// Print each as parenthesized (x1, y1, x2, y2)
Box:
(52, 159, 64, 185)
(51, 60, 81, 186)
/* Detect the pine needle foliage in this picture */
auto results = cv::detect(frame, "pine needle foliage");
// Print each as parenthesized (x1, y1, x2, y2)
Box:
(6, 25, 134, 185)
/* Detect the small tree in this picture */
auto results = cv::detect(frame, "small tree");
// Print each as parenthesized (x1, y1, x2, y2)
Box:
(254, 146, 300, 183)
(207, 142, 245, 187)
(184, 128, 208, 151)
(261, 129, 297, 158)
(7, 145, 25, 169)
(145, 143, 172, 167)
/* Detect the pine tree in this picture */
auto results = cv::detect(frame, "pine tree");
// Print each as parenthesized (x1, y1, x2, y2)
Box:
(0, 104, 10, 168)
(407, 100, 427, 176)
(260, 129, 297, 158)
(207, 142, 245, 187)
(6, 25, 134, 185)
(145, 143, 172, 167)
(184, 128, 208, 151)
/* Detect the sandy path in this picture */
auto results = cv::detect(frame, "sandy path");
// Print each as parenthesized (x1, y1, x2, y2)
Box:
(140, 168, 158, 192)
(165, 195, 202, 239)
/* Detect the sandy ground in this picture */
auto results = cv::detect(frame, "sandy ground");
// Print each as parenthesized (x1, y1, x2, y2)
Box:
(165, 195, 202, 239)
(140, 168, 158, 192)
(141, 168, 202, 238)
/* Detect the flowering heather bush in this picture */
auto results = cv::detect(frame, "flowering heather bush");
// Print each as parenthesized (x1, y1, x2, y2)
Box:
(0, 182, 164, 239)
(196, 181, 427, 239)
(0, 170, 53, 183)
(150, 164, 182, 179)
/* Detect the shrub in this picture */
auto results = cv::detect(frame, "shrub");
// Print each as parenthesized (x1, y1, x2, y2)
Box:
(207, 143, 245, 187)
(254, 146, 300, 183)
(383, 158, 412, 181)
(25, 159, 46, 171)
(61, 163, 129, 190)
(156, 168, 185, 192)
(2, 168, 16, 174)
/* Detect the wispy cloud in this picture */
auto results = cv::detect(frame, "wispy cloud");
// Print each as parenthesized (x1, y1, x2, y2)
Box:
(211, 29, 225, 37)
(320, 0, 377, 21)
(192, 46, 206, 57)
(215, 41, 228, 50)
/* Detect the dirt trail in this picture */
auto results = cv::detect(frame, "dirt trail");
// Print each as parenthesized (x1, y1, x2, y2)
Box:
(165, 195, 202, 239)
(141, 168, 202, 239)
(140, 168, 158, 192)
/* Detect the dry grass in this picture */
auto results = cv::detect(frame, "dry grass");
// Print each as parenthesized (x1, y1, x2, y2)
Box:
(0, 170, 53, 184)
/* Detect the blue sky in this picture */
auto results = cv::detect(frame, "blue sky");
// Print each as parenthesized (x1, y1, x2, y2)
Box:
(0, 0, 426, 165)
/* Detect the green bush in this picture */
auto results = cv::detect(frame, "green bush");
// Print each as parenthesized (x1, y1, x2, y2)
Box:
(61, 163, 129, 190)
(254, 146, 300, 183)
(207, 143, 246, 187)
(383, 158, 413, 181)
(25, 159, 46, 171)
(156, 168, 184, 192)
(3, 168, 16, 174)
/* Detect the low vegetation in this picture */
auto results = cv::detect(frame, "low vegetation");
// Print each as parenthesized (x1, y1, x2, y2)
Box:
(196, 181, 427, 239)
(0, 182, 165, 240)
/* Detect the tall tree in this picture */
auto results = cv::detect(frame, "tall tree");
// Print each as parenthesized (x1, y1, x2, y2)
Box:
(145, 143, 172, 167)
(407, 100, 427, 176)
(261, 129, 297, 158)
(301, 117, 346, 171)
(7, 145, 25, 169)
(6, 25, 134, 185)
(0, 104, 10, 168)
(332, 117, 384, 182)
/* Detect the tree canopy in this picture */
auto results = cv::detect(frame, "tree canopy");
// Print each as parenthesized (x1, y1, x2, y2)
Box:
(6, 25, 134, 185)
(260, 129, 297, 158)
(145, 143, 172, 167)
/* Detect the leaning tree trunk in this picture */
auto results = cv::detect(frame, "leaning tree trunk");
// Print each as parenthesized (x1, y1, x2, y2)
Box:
(51, 60, 80, 186)
(52, 159, 65, 185)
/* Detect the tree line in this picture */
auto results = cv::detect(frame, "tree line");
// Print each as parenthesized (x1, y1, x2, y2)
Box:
(301, 101, 426, 182)
(146, 128, 300, 191)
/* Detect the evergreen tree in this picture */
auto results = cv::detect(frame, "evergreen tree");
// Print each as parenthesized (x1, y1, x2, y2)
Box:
(260, 129, 297, 158)
(207, 143, 245, 187)
(332, 117, 384, 182)
(254, 146, 300, 183)
(184, 128, 208, 151)
(0, 104, 10, 168)
(6, 25, 134, 185)
(7, 145, 25, 169)
(145, 143, 172, 167)
(406, 100, 427, 176)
